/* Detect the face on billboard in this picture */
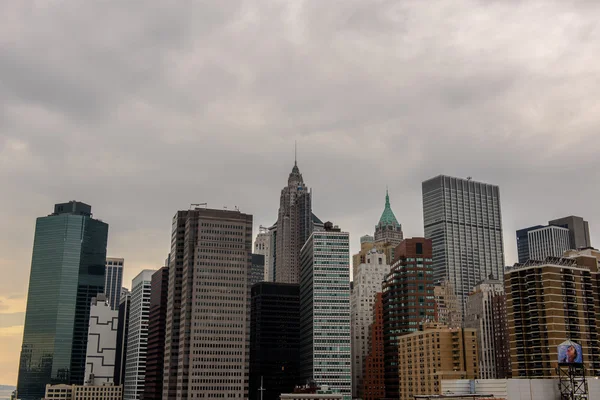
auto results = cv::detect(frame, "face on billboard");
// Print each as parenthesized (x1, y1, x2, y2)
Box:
(558, 343, 583, 364)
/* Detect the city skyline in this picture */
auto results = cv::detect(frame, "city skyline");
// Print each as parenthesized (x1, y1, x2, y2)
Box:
(2, 0, 600, 387)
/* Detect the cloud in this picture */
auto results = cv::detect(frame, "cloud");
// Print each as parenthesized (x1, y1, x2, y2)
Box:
(1, 0, 600, 384)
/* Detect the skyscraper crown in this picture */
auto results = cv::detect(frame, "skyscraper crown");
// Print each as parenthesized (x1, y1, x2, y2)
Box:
(378, 189, 400, 227)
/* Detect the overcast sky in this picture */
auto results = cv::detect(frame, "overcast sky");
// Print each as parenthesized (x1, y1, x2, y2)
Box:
(2, 0, 600, 385)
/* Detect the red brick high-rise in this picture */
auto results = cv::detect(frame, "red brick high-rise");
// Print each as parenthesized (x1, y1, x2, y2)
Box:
(363, 293, 385, 400)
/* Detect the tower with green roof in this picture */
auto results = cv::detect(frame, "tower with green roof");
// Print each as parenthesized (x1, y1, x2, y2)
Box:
(374, 189, 403, 247)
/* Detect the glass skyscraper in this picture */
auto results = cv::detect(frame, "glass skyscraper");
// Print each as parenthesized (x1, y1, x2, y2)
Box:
(299, 223, 351, 399)
(105, 258, 124, 310)
(422, 175, 505, 316)
(17, 201, 108, 400)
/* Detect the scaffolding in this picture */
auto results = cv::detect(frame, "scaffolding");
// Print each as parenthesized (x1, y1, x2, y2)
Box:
(557, 363, 589, 400)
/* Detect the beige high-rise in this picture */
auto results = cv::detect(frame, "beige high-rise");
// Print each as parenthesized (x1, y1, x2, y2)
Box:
(506, 253, 600, 378)
(397, 322, 478, 400)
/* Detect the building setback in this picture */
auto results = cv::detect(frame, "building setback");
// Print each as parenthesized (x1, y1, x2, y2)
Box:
(299, 223, 351, 399)
(382, 238, 436, 400)
(163, 208, 253, 400)
(113, 288, 130, 386)
(105, 258, 124, 311)
(350, 250, 389, 398)
(143, 267, 169, 400)
(249, 282, 301, 400)
(505, 255, 600, 377)
(17, 201, 108, 400)
(124, 269, 155, 400)
(397, 323, 478, 400)
(84, 294, 118, 385)
(422, 175, 505, 316)
(465, 279, 510, 379)
(362, 293, 385, 400)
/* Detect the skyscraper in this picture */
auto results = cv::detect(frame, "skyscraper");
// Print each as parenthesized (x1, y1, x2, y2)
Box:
(113, 288, 130, 386)
(382, 238, 436, 400)
(464, 279, 509, 379)
(272, 160, 323, 283)
(515, 225, 544, 264)
(251, 253, 265, 286)
(549, 215, 592, 249)
(249, 282, 301, 400)
(374, 189, 403, 250)
(527, 225, 570, 261)
(84, 294, 118, 385)
(105, 258, 124, 311)
(162, 207, 253, 400)
(350, 250, 389, 398)
(143, 267, 169, 400)
(124, 269, 155, 400)
(254, 226, 272, 281)
(422, 175, 505, 315)
(299, 222, 351, 399)
(17, 201, 109, 400)
(362, 293, 384, 400)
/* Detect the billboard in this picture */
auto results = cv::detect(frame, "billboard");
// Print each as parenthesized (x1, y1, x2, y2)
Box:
(558, 340, 583, 364)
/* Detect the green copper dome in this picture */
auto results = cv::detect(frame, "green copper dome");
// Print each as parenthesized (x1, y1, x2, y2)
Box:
(378, 189, 400, 227)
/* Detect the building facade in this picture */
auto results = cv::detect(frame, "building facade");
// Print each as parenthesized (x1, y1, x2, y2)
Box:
(505, 256, 600, 377)
(104, 258, 124, 311)
(113, 289, 130, 386)
(250, 282, 301, 400)
(254, 226, 272, 281)
(299, 223, 351, 399)
(273, 161, 323, 284)
(397, 323, 478, 400)
(17, 201, 109, 400)
(549, 215, 592, 250)
(362, 293, 385, 400)
(143, 267, 169, 400)
(527, 225, 570, 261)
(433, 280, 462, 329)
(84, 294, 118, 385)
(44, 383, 122, 400)
(465, 279, 509, 379)
(163, 208, 253, 400)
(251, 253, 265, 286)
(382, 238, 436, 400)
(124, 269, 155, 400)
(350, 250, 389, 398)
(516, 225, 544, 264)
(422, 175, 505, 316)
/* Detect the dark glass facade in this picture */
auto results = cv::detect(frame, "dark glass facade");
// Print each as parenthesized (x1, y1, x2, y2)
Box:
(114, 290, 130, 386)
(250, 282, 301, 400)
(17, 202, 108, 400)
(516, 225, 543, 264)
(251, 254, 265, 287)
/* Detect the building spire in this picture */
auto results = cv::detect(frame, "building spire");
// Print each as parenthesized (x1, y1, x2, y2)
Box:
(295, 140, 297, 166)
(385, 186, 390, 207)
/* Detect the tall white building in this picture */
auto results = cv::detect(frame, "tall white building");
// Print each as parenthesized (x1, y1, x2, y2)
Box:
(464, 279, 506, 379)
(528, 225, 570, 261)
(124, 269, 154, 400)
(350, 249, 389, 398)
(85, 294, 119, 385)
(105, 258, 124, 310)
(300, 223, 351, 400)
(254, 225, 272, 281)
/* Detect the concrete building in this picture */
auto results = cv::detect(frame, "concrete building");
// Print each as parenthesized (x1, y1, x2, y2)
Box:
(397, 323, 478, 400)
(251, 253, 265, 286)
(250, 282, 301, 400)
(382, 238, 436, 400)
(104, 258, 124, 311)
(272, 160, 323, 283)
(549, 215, 592, 250)
(465, 279, 510, 379)
(143, 267, 169, 400)
(350, 250, 389, 398)
(163, 208, 253, 400)
(527, 225, 571, 261)
(280, 385, 343, 400)
(299, 223, 351, 399)
(254, 226, 272, 281)
(422, 175, 505, 316)
(84, 294, 118, 385)
(113, 288, 130, 386)
(433, 280, 462, 329)
(362, 293, 385, 400)
(124, 269, 155, 400)
(44, 383, 122, 400)
(505, 255, 600, 377)
(18, 201, 109, 400)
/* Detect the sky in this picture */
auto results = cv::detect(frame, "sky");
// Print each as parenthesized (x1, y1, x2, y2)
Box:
(1, 0, 600, 386)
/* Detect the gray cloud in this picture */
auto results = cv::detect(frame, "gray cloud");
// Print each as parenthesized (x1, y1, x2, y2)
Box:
(1, 0, 600, 301)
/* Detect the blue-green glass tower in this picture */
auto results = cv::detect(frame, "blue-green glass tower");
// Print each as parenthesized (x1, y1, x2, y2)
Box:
(17, 201, 108, 400)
